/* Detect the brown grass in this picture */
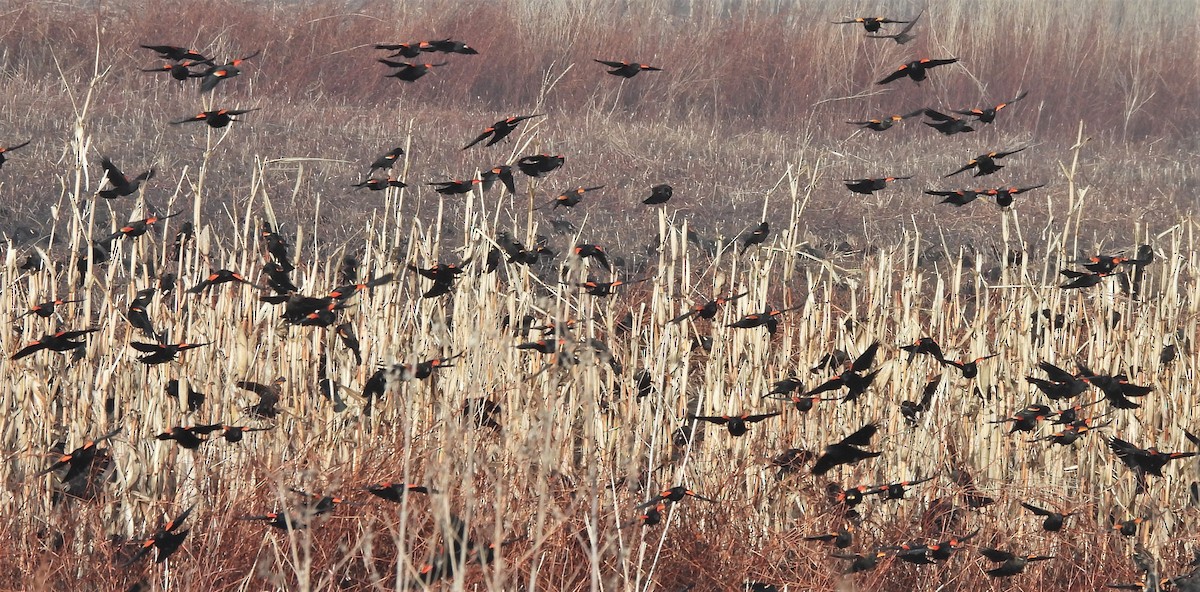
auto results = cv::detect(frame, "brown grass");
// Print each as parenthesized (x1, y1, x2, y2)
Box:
(2, 0, 1200, 590)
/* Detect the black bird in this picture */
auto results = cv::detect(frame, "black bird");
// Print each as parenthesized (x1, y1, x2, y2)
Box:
(141, 61, 207, 81)
(812, 423, 881, 475)
(423, 38, 479, 54)
(832, 550, 888, 574)
(1026, 361, 1088, 400)
(944, 147, 1028, 177)
(941, 354, 998, 379)
(97, 157, 154, 199)
(517, 154, 565, 177)
(844, 176, 910, 194)
(979, 548, 1053, 577)
(643, 183, 673, 204)
(130, 336, 209, 365)
(1078, 364, 1151, 409)
(17, 298, 82, 319)
(876, 58, 958, 84)
(594, 59, 662, 78)
(687, 412, 781, 437)
(925, 188, 986, 207)
(482, 165, 517, 194)
(900, 337, 944, 362)
(834, 16, 909, 32)
(982, 184, 1044, 208)
(901, 375, 941, 425)
(1020, 502, 1072, 532)
(636, 486, 715, 508)
(669, 291, 749, 324)
(1059, 269, 1116, 289)
(923, 110, 975, 135)
(35, 427, 122, 483)
(336, 323, 362, 365)
(365, 482, 432, 502)
(462, 115, 542, 149)
(126, 288, 158, 338)
(806, 342, 881, 403)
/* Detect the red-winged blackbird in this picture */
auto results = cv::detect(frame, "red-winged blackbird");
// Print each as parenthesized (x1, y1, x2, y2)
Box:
(805, 527, 853, 548)
(889, 542, 936, 565)
(0, 139, 30, 169)
(142, 61, 207, 81)
(980, 548, 1053, 577)
(1077, 364, 1151, 409)
(110, 211, 180, 241)
(833, 16, 909, 32)
(428, 178, 482, 195)
(374, 41, 431, 58)
(1035, 418, 1107, 446)
(11, 328, 98, 360)
(206, 424, 271, 443)
(622, 502, 667, 527)
(941, 354, 997, 379)
(335, 323, 362, 365)
(1110, 515, 1146, 537)
(199, 50, 260, 93)
(832, 550, 888, 574)
(462, 114, 542, 149)
(844, 176, 910, 194)
(126, 287, 158, 338)
(121, 505, 193, 566)
(982, 184, 1044, 207)
(1026, 361, 1088, 399)
(925, 528, 978, 562)
(169, 222, 193, 261)
(847, 109, 924, 131)
(18, 298, 82, 319)
(423, 38, 479, 54)
(156, 426, 209, 449)
(945, 147, 1028, 177)
(1108, 435, 1197, 493)
(517, 154, 565, 177)
(900, 336, 944, 362)
(1020, 502, 1072, 531)
(329, 273, 393, 301)
(866, 11, 921, 43)
(238, 511, 307, 530)
(669, 291, 749, 324)
(364, 482, 432, 502)
(171, 108, 257, 128)
(236, 377, 285, 419)
(379, 60, 446, 81)
(770, 448, 815, 479)
(516, 338, 562, 354)
(389, 354, 462, 381)
(140, 44, 213, 63)
(922, 110, 975, 135)
(1079, 254, 1130, 274)
(574, 278, 647, 297)
(727, 304, 800, 335)
(368, 146, 405, 172)
(165, 379, 205, 411)
(925, 188, 986, 207)
(901, 374, 941, 425)
(353, 176, 407, 190)
(545, 185, 605, 209)
(595, 59, 662, 78)
(954, 91, 1029, 123)
(687, 412, 781, 437)
(991, 403, 1052, 433)
(262, 261, 297, 294)
(97, 157, 154, 199)
(866, 475, 934, 500)
(130, 336, 209, 365)
(636, 486, 714, 508)
(36, 427, 122, 483)
(740, 222, 769, 254)
(877, 58, 958, 84)
(188, 269, 251, 293)
(643, 183, 673, 204)
(1059, 269, 1116, 289)
(812, 423, 880, 475)
(806, 342, 881, 403)
(571, 244, 612, 272)
(482, 165, 516, 194)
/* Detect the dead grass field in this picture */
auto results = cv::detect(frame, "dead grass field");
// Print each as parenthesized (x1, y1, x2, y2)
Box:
(2, 0, 1200, 590)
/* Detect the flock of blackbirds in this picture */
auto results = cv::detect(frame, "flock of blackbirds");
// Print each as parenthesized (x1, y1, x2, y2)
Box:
(2, 10, 1194, 592)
